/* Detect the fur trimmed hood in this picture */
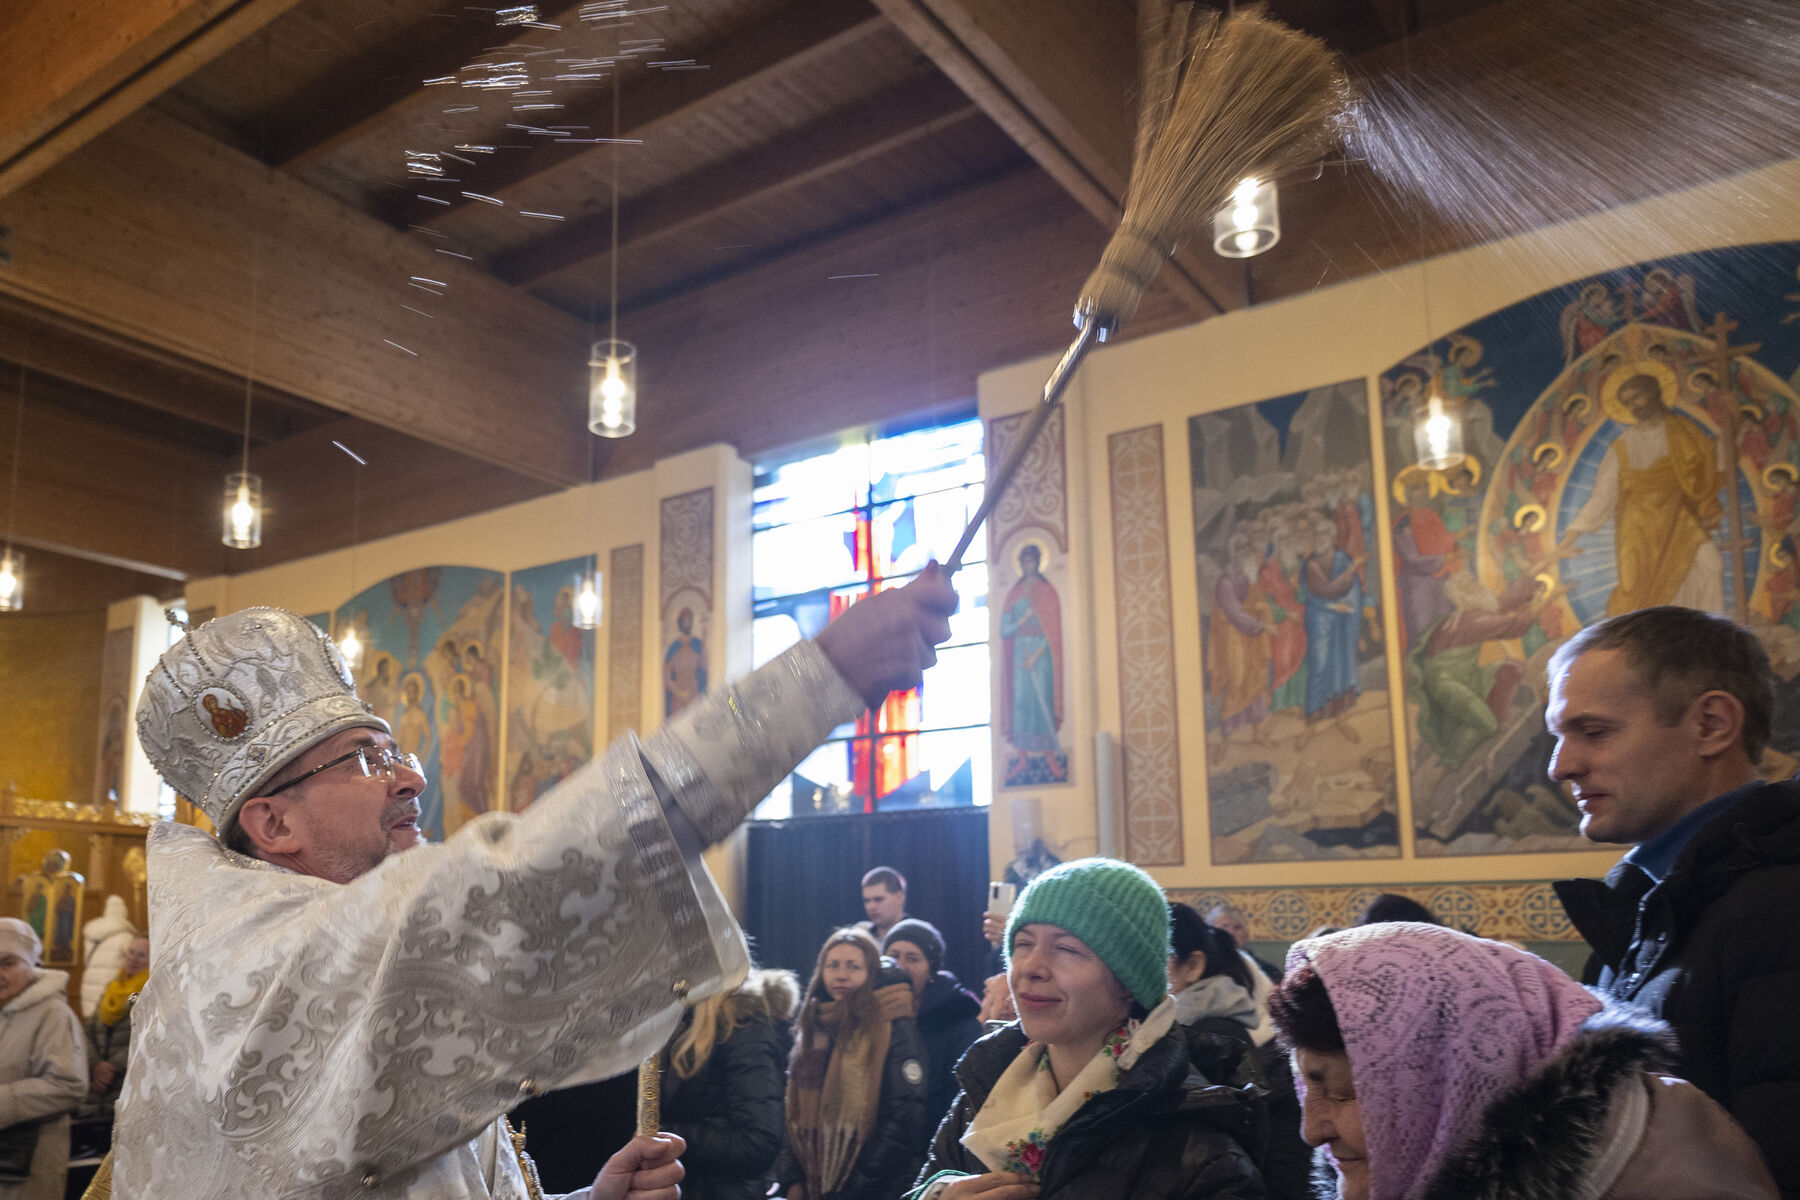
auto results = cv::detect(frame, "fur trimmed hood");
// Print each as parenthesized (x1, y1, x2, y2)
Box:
(1309, 998, 1774, 1200)
(1415, 999, 1674, 1200)
(728, 966, 800, 1027)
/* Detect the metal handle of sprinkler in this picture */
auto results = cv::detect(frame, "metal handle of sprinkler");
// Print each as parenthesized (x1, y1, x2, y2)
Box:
(944, 306, 1116, 576)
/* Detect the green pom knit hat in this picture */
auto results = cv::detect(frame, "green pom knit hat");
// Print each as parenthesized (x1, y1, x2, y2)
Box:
(1003, 857, 1171, 1010)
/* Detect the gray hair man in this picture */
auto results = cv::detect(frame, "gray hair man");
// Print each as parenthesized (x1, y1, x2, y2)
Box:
(119, 569, 956, 1198)
(1550, 605, 1800, 1193)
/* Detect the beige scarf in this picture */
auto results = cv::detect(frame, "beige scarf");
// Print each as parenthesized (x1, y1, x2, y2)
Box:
(787, 981, 913, 1196)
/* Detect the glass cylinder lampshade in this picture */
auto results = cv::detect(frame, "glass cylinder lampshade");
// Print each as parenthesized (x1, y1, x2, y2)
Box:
(0, 547, 22, 612)
(338, 626, 365, 672)
(1212, 178, 1280, 258)
(1413, 389, 1466, 471)
(222, 471, 264, 549)
(588, 338, 637, 438)
(572, 568, 603, 630)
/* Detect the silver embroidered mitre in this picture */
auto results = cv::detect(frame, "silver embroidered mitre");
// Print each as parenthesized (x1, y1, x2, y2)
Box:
(136, 607, 389, 834)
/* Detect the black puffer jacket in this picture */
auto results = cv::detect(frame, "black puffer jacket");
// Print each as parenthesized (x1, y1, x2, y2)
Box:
(778, 965, 929, 1200)
(1555, 781, 1800, 1197)
(663, 969, 801, 1200)
(914, 972, 982, 1146)
(917, 1022, 1267, 1199)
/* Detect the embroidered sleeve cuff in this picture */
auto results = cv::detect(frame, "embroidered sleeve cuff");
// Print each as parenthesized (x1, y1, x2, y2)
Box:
(639, 640, 865, 845)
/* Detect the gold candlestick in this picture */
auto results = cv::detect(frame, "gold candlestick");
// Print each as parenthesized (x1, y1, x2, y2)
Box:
(635, 1057, 661, 1137)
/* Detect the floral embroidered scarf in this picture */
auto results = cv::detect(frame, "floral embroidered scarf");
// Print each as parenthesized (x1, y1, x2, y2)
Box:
(960, 1025, 1133, 1179)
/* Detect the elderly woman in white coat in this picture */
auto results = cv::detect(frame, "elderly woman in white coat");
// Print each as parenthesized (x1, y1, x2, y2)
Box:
(0, 918, 87, 1200)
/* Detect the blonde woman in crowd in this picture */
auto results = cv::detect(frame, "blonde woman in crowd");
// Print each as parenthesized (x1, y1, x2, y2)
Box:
(659, 966, 802, 1200)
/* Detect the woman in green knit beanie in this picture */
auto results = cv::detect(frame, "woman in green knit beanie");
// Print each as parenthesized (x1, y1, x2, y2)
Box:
(912, 857, 1266, 1200)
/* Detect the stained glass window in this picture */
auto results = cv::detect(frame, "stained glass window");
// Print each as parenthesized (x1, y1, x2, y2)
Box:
(751, 417, 991, 818)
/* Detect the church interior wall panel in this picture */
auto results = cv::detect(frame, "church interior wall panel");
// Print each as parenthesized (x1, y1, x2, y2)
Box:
(0, 610, 105, 806)
(92, 626, 133, 809)
(504, 555, 596, 815)
(607, 544, 646, 744)
(658, 487, 715, 721)
(1188, 379, 1402, 864)
(1386, 241, 1800, 856)
(1106, 424, 1184, 866)
(982, 160, 1800, 893)
(989, 407, 1074, 790)
(334, 566, 505, 840)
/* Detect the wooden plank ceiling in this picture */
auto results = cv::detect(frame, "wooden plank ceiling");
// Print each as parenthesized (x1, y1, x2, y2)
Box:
(0, 0, 1794, 611)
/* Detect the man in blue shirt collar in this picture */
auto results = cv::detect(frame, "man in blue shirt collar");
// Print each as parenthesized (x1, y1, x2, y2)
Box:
(1550, 605, 1800, 1196)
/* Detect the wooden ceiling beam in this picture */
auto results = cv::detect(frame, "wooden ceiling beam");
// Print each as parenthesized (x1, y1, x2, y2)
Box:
(0, 544, 183, 615)
(1, 394, 224, 580)
(402, 0, 886, 229)
(497, 72, 980, 287)
(595, 166, 1198, 477)
(0, 295, 326, 443)
(0, 109, 593, 487)
(268, 0, 595, 168)
(1248, 0, 1800, 303)
(0, 362, 244, 459)
(0, 0, 304, 197)
(868, 0, 1246, 320)
(225, 421, 559, 571)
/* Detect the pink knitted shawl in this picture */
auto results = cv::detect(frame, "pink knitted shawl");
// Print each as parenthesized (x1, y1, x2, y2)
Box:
(1286, 923, 1602, 1200)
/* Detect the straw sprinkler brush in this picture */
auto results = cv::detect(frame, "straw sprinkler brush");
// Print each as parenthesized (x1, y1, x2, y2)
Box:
(944, 0, 1350, 573)
(633, 0, 1350, 1146)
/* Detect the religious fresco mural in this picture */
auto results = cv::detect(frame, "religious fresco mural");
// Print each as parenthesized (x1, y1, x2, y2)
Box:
(1189, 380, 1402, 863)
(505, 556, 595, 814)
(1382, 242, 1800, 855)
(93, 627, 133, 808)
(335, 566, 505, 840)
(660, 489, 714, 719)
(991, 408, 1073, 788)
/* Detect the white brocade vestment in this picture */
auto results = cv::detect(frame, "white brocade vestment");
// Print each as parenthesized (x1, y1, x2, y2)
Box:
(114, 642, 863, 1199)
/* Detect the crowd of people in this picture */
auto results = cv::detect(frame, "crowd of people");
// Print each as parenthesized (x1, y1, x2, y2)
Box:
(10, 586, 1790, 1199)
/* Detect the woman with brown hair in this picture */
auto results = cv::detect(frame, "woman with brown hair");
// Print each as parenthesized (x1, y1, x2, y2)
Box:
(778, 927, 927, 1200)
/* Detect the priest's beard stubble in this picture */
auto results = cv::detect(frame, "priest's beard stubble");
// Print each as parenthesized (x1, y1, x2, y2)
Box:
(317, 796, 425, 883)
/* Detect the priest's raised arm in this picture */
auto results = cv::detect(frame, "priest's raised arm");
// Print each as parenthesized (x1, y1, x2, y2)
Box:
(118, 568, 957, 1198)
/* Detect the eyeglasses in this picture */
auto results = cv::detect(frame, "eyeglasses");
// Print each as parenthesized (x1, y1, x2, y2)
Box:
(263, 746, 426, 797)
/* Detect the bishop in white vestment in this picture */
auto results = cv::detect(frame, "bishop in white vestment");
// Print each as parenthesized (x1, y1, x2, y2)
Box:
(117, 582, 953, 1198)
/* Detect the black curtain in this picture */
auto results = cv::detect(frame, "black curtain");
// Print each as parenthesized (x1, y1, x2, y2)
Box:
(744, 806, 992, 991)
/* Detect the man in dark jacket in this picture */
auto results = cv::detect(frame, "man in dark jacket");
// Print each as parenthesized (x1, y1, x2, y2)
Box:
(1549, 606, 1800, 1196)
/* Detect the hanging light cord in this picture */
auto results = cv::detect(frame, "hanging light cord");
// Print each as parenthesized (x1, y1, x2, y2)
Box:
(241, 247, 261, 479)
(608, 42, 622, 348)
(5, 365, 24, 544)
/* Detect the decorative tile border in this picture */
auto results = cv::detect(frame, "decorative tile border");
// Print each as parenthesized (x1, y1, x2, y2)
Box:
(1107, 425, 1184, 865)
(607, 543, 645, 742)
(988, 407, 1069, 553)
(1169, 880, 1580, 942)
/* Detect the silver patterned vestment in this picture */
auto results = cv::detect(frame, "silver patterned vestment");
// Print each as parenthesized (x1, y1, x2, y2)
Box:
(114, 642, 864, 1198)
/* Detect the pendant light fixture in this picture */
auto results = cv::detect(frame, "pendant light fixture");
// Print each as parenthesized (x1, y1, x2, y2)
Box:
(0, 366, 25, 613)
(572, 567, 603, 630)
(224, 310, 264, 547)
(225, 53, 269, 548)
(1211, 176, 1280, 258)
(337, 439, 367, 670)
(1410, 261, 1466, 473)
(588, 39, 637, 438)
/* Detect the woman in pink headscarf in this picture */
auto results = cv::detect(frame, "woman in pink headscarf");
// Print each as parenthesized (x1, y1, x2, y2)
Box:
(1266, 922, 1774, 1200)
